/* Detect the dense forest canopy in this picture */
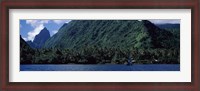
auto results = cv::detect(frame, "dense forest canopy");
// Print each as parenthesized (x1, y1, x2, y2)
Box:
(20, 20, 180, 64)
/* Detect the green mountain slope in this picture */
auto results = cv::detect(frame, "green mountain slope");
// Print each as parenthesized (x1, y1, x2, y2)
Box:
(21, 20, 180, 64)
(43, 20, 178, 50)
(156, 24, 180, 42)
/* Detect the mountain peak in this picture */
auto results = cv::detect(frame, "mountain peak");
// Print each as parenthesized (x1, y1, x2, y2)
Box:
(142, 20, 161, 30)
(43, 27, 48, 30)
(28, 27, 50, 49)
(39, 27, 50, 35)
(142, 20, 155, 26)
(41, 27, 48, 32)
(142, 20, 151, 23)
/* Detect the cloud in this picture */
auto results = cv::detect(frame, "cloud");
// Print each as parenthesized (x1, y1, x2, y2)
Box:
(26, 20, 49, 27)
(52, 20, 71, 25)
(24, 20, 71, 41)
(27, 24, 45, 41)
(26, 20, 49, 41)
(22, 37, 28, 41)
(52, 30, 58, 35)
(148, 20, 180, 24)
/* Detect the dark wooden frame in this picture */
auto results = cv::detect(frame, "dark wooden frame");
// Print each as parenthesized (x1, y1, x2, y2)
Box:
(0, 0, 199, 91)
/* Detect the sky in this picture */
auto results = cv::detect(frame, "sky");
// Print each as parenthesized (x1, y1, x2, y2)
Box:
(20, 19, 180, 41)
(20, 20, 71, 41)
(148, 20, 180, 24)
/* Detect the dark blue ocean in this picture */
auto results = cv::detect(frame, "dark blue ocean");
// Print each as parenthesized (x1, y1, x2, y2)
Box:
(20, 64, 180, 71)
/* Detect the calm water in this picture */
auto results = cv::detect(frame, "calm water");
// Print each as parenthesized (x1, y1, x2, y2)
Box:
(20, 64, 180, 71)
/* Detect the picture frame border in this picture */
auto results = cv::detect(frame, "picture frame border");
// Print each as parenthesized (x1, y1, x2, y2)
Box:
(1, 0, 199, 91)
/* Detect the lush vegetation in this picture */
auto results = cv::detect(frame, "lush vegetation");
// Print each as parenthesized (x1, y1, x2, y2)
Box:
(20, 36, 35, 64)
(20, 20, 180, 64)
(43, 20, 179, 49)
(20, 47, 179, 64)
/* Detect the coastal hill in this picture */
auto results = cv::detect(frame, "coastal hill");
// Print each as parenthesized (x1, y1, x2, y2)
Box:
(43, 20, 179, 50)
(21, 20, 180, 64)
